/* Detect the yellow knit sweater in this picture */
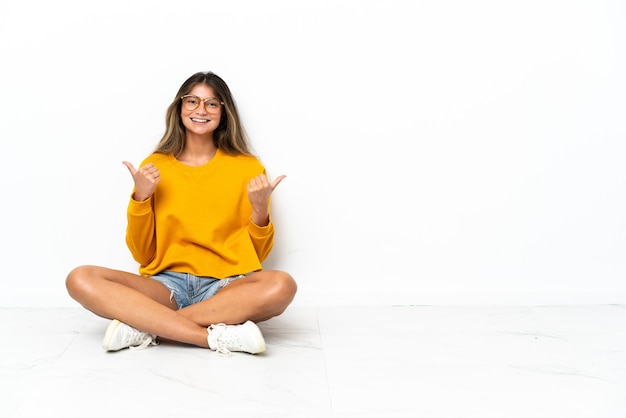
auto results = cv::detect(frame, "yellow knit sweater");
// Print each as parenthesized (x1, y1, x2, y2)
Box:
(126, 150, 274, 278)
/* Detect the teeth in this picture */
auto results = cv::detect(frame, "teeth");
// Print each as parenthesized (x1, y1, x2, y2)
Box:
(191, 118, 209, 123)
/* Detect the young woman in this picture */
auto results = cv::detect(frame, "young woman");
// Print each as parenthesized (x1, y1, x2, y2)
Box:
(66, 71, 297, 355)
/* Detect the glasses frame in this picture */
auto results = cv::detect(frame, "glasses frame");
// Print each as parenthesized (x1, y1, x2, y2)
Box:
(180, 94, 225, 112)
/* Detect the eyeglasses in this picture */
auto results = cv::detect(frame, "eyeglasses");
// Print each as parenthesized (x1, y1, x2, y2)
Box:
(180, 95, 224, 112)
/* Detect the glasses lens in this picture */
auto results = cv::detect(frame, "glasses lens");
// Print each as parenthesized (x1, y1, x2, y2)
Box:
(205, 99, 221, 111)
(182, 96, 199, 110)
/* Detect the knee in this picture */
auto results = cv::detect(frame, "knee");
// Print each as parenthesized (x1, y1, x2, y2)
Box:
(268, 271, 297, 304)
(65, 265, 97, 299)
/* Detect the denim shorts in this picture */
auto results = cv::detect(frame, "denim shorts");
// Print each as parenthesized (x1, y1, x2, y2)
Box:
(150, 271, 246, 309)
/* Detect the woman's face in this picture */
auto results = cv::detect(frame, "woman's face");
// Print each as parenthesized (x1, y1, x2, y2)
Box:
(180, 84, 222, 137)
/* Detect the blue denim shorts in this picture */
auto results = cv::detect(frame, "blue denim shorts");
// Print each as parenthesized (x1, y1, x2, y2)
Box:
(150, 271, 246, 309)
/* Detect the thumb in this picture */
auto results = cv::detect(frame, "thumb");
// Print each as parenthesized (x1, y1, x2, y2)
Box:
(270, 174, 286, 190)
(122, 161, 137, 176)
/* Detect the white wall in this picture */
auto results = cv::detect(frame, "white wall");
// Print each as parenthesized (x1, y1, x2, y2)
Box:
(1, 0, 624, 307)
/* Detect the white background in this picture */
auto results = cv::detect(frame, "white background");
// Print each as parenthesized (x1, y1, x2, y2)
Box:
(0, 0, 624, 307)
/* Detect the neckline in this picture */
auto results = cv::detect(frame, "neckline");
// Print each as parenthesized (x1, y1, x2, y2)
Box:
(172, 149, 221, 169)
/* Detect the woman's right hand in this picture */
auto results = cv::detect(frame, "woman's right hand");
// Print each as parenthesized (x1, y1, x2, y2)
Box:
(122, 161, 160, 201)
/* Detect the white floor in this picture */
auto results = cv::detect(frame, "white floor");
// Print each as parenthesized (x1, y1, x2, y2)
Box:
(2, 305, 625, 417)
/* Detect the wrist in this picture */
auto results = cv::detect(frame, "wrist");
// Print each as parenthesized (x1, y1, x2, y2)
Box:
(132, 192, 150, 202)
(251, 211, 270, 227)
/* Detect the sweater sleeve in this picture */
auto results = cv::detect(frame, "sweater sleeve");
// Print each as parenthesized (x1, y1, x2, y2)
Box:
(125, 195, 157, 267)
(247, 217, 275, 263)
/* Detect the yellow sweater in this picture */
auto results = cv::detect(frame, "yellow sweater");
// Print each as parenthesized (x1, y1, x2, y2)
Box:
(126, 151, 274, 278)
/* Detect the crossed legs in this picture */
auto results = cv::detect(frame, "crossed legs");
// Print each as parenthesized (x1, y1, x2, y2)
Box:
(65, 266, 297, 348)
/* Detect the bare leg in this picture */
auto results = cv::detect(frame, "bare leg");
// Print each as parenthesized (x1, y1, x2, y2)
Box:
(67, 266, 211, 347)
(65, 266, 297, 348)
(179, 270, 298, 327)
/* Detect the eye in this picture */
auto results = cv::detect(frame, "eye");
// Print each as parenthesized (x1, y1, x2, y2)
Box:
(185, 98, 199, 106)
(206, 100, 220, 108)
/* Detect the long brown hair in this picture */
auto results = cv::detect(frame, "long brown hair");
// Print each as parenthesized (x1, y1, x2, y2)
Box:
(154, 72, 253, 156)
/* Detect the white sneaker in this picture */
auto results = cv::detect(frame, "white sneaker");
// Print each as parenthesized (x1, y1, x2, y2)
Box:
(102, 319, 159, 352)
(207, 321, 266, 356)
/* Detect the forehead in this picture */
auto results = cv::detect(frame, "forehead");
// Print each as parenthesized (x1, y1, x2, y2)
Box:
(188, 83, 217, 98)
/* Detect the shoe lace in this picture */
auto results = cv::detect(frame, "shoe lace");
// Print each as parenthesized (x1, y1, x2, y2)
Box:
(127, 329, 159, 350)
(209, 323, 242, 357)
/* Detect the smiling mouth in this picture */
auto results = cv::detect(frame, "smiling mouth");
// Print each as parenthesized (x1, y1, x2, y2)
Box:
(191, 118, 210, 123)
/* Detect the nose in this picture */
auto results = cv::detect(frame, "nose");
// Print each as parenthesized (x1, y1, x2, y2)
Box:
(196, 101, 208, 114)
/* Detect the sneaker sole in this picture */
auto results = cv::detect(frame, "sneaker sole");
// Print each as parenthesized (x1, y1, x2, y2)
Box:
(102, 319, 122, 351)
